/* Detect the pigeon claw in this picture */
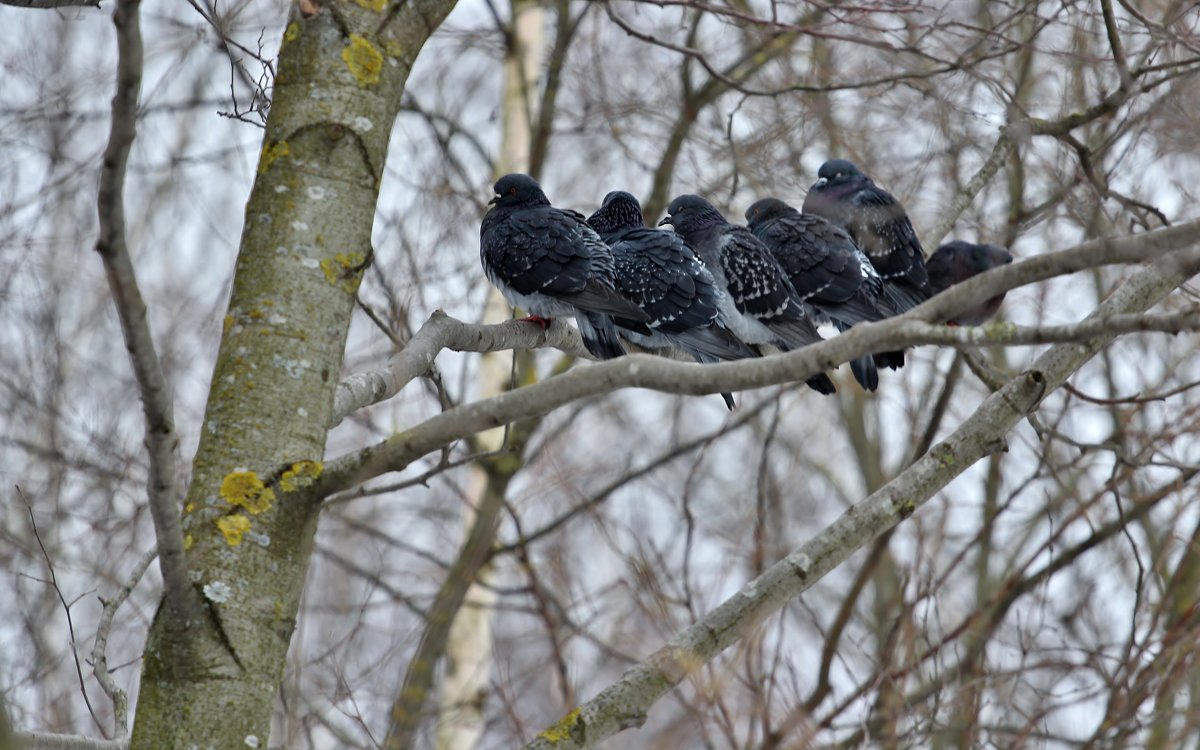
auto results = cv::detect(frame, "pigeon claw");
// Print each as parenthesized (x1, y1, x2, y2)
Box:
(519, 315, 554, 330)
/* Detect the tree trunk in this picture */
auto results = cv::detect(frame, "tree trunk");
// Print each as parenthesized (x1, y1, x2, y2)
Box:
(129, 2, 458, 747)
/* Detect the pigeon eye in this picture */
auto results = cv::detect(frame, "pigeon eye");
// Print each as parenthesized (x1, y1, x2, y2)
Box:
(508, 186, 518, 195)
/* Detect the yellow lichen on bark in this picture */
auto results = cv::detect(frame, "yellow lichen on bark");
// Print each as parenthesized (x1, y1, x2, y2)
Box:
(342, 35, 383, 87)
(220, 470, 277, 514)
(319, 252, 367, 293)
(216, 514, 252, 546)
(354, 0, 386, 10)
(537, 708, 582, 743)
(258, 141, 290, 174)
(280, 460, 324, 492)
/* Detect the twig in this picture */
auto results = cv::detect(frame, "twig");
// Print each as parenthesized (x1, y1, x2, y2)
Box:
(94, 0, 190, 611)
(19, 487, 106, 736)
(91, 547, 157, 736)
(0, 0, 100, 7)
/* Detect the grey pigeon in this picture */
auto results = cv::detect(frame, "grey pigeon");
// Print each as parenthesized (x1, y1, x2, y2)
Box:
(926, 240, 1014, 326)
(746, 197, 889, 391)
(802, 159, 932, 368)
(659, 194, 837, 396)
(588, 191, 758, 410)
(480, 174, 650, 360)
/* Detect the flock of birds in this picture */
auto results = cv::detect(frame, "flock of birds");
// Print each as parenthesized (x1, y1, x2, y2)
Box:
(479, 159, 1014, 408)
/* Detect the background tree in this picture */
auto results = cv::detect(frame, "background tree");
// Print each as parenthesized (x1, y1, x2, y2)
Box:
(2, 1, 1199, 749)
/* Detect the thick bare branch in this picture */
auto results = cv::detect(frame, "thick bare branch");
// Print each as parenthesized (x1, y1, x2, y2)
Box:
(518, 230, 1200, 750)
(93, 0, 190, 614)
(330, 219, 1200, 431)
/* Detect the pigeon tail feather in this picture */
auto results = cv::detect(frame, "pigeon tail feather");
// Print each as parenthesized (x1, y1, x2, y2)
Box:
(575, 312, 627, 360)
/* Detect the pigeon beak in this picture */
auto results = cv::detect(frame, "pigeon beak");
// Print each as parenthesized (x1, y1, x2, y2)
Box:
(488, 195, 500, 206)
(657, 216, 673, 227)
(813, 177, 828, 188)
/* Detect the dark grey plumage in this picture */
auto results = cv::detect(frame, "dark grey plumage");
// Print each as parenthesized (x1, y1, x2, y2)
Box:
(927, 240, 1014, 326)
(588, 191, 757, 410)
(659, 194, 837, 396)
(480, 174, 649, 361)
(746, 197, 888, 391)
(802, 158, 932, 310)
(803, 159, 932, 369)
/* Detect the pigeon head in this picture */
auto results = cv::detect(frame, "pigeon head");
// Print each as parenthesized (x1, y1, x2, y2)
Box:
(814, 158, 866, 185)
(928, 240, 1014, 292)
(744, 197, 799, 229)
(805, 159, 872, 213)
(489, 173, 550, 209)
(658, 194, 726, 235)
(587, 191, 644, 235)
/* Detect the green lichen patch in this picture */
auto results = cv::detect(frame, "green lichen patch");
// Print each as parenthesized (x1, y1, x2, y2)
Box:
(354, 0, 386, 10)
(342, 35, 383, 87)
(220, 470, 277, 515)
(216, 513, 252, 546)
(280, 460, 324, 492)
(284, 21, 300, 42)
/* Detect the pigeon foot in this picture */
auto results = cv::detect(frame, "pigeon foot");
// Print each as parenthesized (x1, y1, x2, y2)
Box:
(519, 315, 554, 329)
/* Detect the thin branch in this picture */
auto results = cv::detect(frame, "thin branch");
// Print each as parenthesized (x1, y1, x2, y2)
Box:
(91, 547, 157, 737)
(13, 733, 127, 750)
(0, 0, 100, 7)
(20, 488, 106, 736)
(517, 224, 1200, 750)
(94, 0, 190, 611)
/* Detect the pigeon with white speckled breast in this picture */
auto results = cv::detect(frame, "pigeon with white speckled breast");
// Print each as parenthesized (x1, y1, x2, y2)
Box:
(480, 174, 650, 360)
(588, 190, 758, 410)
(746, 197, 891, 391)
(659, 194, 837, 396)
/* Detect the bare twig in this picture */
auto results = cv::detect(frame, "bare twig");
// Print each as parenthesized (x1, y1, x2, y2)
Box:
(20, 488, 106, 736)
(91, 547, 157, 736)
(0, 0, 100, 7)
(94, 0, 190, 612)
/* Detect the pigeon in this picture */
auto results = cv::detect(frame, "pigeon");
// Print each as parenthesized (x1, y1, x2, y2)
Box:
(745, 197, 890, 392)
(480, 174, 650, 360)
(802, 159, 932, 368)
(659, 194, 837, 396)
(587, 190, 758, 410)
(926, 240, 1014, 326)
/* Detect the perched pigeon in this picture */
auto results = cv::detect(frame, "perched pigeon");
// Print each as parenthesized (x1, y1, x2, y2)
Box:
(659, 194, 837, 396)
(588, 191, 758, 410)
(802, 159, 932, 368)
(926, 240, 1014, 326)
(745, 197, 889, 391)
(480, 174, 650, 360)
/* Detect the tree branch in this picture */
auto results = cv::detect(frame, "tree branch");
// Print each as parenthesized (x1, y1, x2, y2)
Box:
(0, 0, 100, 7)
(517, 231, 1200, 750)
(329, 220, 1200, 430)
(13, 733, 127, 750)
(93, 0, 190, 614)
(92, 547, 156, 737)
